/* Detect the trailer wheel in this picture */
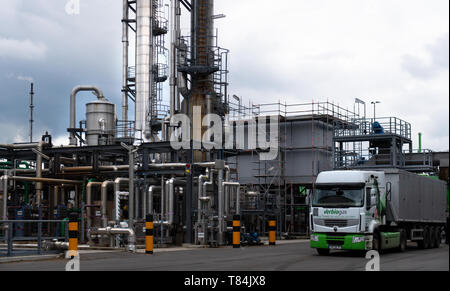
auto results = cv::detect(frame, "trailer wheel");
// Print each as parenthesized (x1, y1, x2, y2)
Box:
(397, 230, 407, 252)
(419, 226, 431, 249)
(429, 227, 435, 248)
(316, 248, 330, 256)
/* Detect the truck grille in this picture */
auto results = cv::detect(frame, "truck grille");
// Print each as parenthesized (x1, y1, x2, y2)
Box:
(324, 220, 348, 227)
(327, 239, 345, 246)
(326, 233, 346, 246)
(314, 219, 359, 228)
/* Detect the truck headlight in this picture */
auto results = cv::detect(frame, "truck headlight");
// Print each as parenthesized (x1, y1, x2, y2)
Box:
(311, 235, 320, 242)
(352, 236, 365, 244)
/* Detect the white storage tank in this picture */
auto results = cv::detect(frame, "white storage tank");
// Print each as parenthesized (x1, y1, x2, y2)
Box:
(86, 100, 117, 146)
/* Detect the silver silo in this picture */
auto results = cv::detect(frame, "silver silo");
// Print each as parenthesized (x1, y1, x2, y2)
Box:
(86, 100, 117, 146)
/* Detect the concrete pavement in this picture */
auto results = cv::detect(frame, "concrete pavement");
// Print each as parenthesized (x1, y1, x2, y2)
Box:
(0, 241, 448, 271)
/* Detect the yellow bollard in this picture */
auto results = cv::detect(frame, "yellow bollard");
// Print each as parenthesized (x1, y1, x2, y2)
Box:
(268, 216, 276, 246)
(146, 214, 154, 254)
(233, 215, 241, 248)
(68, 213, 78, 257)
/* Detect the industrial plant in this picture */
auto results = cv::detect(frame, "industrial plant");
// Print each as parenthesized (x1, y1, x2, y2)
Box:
(0, 0, 448, 267)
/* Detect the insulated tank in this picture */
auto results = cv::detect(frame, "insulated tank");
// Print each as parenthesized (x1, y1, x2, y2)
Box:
(86, 100, 116, 146)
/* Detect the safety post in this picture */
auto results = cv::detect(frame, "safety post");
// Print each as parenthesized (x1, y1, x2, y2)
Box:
(68, 213, 79, 258)
(146, 214, 154, 254)
(233, 215, 241, 248)
(268, 216, 276, 246)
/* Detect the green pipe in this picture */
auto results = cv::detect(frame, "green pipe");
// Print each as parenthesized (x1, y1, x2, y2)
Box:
(418, 133, 422, 153)
(61, 218, 69, 237)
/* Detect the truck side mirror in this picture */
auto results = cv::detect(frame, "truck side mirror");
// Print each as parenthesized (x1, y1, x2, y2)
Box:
(366, 188, 372, 210)
(386, 182, 392, 201)
(370, 188, 377, 206)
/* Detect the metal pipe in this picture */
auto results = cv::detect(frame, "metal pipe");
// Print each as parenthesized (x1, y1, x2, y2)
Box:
(167, 178, 175, 225)
(177, 39, 189, 98)
(35, 142, 43, 205)
(61, 165, 130, 173)
(43, 241, 69, 251)
(29, 83, 34, 143)
(135, 0, 154, 141)
(0, 143, 39, 149)
(169, 0, 177, 118)
(175, 0, 181, 110)
(197, 175, 207, 223)
(69, 86, 106, 145)
(122, 0, 129, 137)
(146, 162, 217, 169)
(11, 169, 49, 174)
(53, 186, 59, 208)
(59, 157, 76, 164)
(11, 176, 83, 185)
(223, 182, 241, 215)
(148, 186, 161, 215)
(224, 167, 230, 215)
(101, 181, 114, 228)
(0, 142, 46, 206)
(218, 168, 224, 245)
(86, 182, 102, 231)
(128, 151, 135, 227)
(89, 227, 136, 252)
(1, 173, 8, 220)
(114, 178, 129, 222)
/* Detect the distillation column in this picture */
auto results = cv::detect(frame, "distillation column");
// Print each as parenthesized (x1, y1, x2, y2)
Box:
(135, 0, 155, 142)
(190, 0, 216, 162)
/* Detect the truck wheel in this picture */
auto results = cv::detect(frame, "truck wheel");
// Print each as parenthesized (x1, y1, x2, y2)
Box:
(423, 226, 431, 249)
(433, 227, 441, 249)
(317, 248, 330, 256)
(397, 230, 407, 252)
(430, 227, 436, 248)
(418, 227, 427, 249)
(373, 232, 381, 252)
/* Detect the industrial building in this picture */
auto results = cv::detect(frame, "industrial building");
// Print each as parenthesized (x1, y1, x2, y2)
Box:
(0, 0, 448, 254)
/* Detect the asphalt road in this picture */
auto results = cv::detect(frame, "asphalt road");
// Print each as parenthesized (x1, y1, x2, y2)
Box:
(1, 241, 448, 271)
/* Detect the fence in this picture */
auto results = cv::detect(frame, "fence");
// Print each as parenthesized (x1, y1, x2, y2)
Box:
(0, 220, 69, 257)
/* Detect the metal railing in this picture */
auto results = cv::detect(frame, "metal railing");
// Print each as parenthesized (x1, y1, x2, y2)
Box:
(0, 220, 69, 257)
(334, 148, 434, 170)
(228, 101, 359, 124)
(177, 35, 230, 103)
(335, 117, 412, 140)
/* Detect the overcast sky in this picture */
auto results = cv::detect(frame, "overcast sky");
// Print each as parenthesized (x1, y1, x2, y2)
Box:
(0, 0, 448, 151)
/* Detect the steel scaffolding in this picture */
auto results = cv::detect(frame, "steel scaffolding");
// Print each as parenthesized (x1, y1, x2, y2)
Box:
(226, 100, 359, 236)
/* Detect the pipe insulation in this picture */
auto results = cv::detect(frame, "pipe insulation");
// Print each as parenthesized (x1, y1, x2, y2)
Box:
(89, 227, 136, 253)
(69, 86, 105, 146)
(135, 0, 154, 141)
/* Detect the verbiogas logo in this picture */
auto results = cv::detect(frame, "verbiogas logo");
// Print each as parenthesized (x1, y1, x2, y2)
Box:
(323, 209, 348, 216)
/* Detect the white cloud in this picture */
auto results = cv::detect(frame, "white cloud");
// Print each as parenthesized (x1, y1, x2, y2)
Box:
(0, 123, 27, 144)
(0, 37, 47, 60)
(52, 135, 70, 147)
(213, 0, 449, 151)
(0, 0, 448, 152)
(17, 75, 34, 83)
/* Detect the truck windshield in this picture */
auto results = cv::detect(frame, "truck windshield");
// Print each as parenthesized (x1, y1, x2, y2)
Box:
(313, 185, 364, 208)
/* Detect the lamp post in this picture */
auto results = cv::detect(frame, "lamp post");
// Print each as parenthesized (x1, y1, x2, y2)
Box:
(233, 95, 241, 116)
(355, 98, 366, 120)
(371, 101, 381, 121)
